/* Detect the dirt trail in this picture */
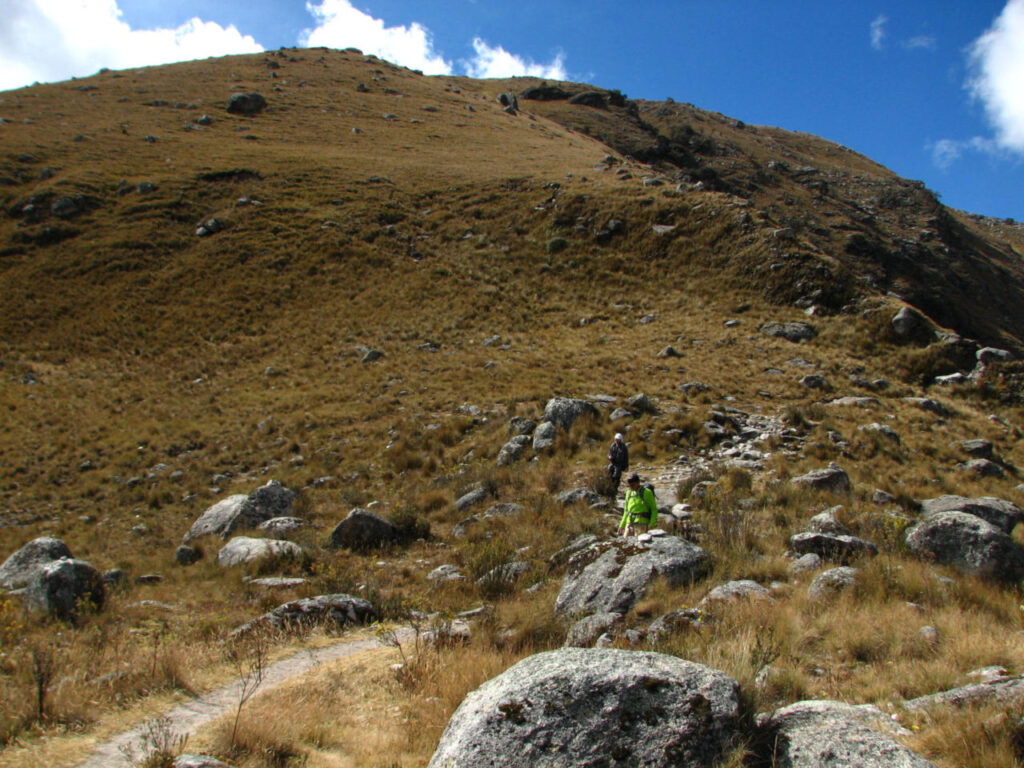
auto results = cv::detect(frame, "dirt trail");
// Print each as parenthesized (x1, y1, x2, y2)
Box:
(72, 628, 412, 768)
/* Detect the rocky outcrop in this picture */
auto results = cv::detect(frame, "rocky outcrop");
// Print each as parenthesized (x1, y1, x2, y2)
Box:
(427, 648, 741, 768)
(764, 700, 937, 767)
(555, 537, 710, 617)
(0, 537, 73, 590)
(226, 92, 266, 115)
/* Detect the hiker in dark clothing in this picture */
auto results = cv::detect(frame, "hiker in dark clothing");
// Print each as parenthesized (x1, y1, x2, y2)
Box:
(607, 432, 629, 494)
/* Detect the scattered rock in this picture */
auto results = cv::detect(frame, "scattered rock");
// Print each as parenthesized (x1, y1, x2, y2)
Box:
(257, 517, 306, 539)
(226, 92, 267, 115)
(699, 579, 770, 606)
(764, 699, 936, 767)
(807, 566, 859, 600)
(455, 487, 490, 512)
(891, 306, 933, 343)
(217, 537, 303, 568)
(0, 537, 73, 590)
(24, 558, 105, 621)
(791, 464, 851, 494)
(960, 439, 994, 459)
(920, 495, 1023, 534)
(175, 545, 201, 566)
(859, 423, 901, 444)
(426, 648, 741, 768)
(184, 480, 296, 542)
(328, 508, 399, 551)
(234, 594, 376, 636)
(497, 435, 532, 466)
(790, 532, 878, 563)
(555, 537, 710, 617)
(564, 611, 623, 647)
(903, 397, 950, 417)
(542, 397, 600, 431)
(761, 322, 816, 343)
(958, 458, 1005, 478)
(905, 512, 1024, 580)
(532, 421, 557, 452)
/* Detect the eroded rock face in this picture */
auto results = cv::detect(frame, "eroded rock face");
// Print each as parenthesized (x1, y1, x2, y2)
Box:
(0, 537, 72, 590)
(905, 511, 1024, 580)
(427, 648, 741, 768)
(765, 700, 937, 767)
(555, 537, 710, 617)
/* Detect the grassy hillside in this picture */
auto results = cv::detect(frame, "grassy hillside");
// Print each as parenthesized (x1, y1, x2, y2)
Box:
(1, 49, 1023, 768)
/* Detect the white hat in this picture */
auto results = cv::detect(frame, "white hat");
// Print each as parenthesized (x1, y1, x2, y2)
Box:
(614, 433, 623, 440)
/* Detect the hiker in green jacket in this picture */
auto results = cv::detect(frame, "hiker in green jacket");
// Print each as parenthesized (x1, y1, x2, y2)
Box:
(617, 473, 658, 536)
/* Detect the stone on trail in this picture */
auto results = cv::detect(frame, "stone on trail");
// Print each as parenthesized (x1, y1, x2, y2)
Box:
(427, 647, 741, 768)
(764, 699, 937, 767)
(0, 536, 73, 590)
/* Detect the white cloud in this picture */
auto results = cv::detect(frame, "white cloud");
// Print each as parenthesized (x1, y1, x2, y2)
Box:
(462, 37, 567, 79)
(870, 14, 888, 50)
(0, 0, 263, 92)
(301, 0, 452, 75)
(967, 0, 1024, 153)
(903, 35, 936, 50)
(928, 136, 1003, 169)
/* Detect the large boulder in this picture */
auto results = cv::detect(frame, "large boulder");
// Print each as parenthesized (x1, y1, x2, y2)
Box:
(328, 508, 398, 551)
(427, 647, 741, 768)
(184, 480, 296, 542)
(905, 511, 1024, 580)
(0, 536, 72, 590)
(903, 673, 1024, 712)
(555, 537, 710, 617)
(233, 593, 377, 636)
(920, 495, 1023, 535)
(542, 397, 600, 431)
(24, 558, 105, 621)
(532, 421, 557, 452)
(226, 92, 266, 115)
(764, 700, 937, 767)
(217, 537, 304, 568)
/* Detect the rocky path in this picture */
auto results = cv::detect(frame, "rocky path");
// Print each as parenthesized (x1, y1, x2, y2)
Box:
(73, 628, 411, 768)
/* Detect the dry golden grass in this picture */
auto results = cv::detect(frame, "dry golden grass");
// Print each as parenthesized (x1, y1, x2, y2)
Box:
(1, 49, 1024, 768)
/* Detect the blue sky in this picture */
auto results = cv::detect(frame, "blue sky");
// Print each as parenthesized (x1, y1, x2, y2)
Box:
(2, 1, 1023, 220)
